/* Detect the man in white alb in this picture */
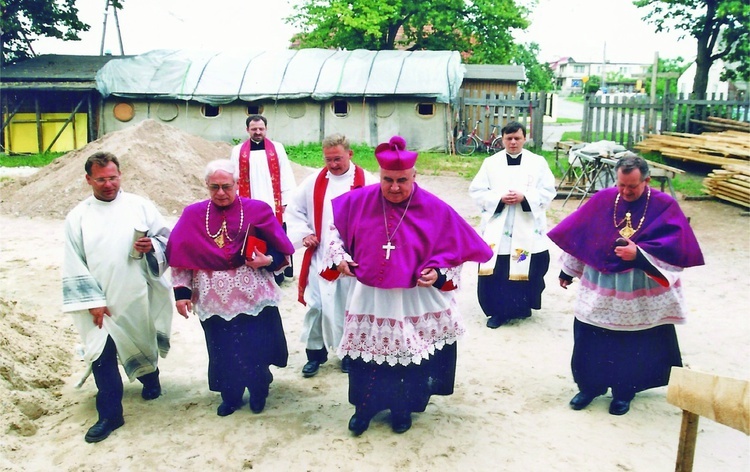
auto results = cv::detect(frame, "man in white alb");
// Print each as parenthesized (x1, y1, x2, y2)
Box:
(63, 152, 179, 443)
(286, 133, 376, 377)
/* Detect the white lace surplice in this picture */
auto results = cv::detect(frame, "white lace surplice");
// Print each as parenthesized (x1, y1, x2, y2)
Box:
(171, 265, 281, 322)
(337, 277, 465, 367)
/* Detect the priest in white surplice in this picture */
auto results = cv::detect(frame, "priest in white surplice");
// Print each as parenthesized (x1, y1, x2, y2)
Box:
(62, 152, 178, 443)
(469, 121, 556, 329)
(286, 134, 377, 378)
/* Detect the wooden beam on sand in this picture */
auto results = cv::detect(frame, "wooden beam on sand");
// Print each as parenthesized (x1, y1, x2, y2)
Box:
(667, 367, 750, 472)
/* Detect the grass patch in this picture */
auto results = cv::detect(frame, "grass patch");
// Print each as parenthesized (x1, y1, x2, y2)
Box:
(0, 152, 64, 167)
(286, 143, 486, 180)
(287, 143, 564, 180)
(564, 95, 586, 104)
(560, 131, 583, 142)
(556, 117, 582, 124)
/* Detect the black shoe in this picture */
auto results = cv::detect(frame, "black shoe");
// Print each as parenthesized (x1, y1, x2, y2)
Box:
(609, 399, 631, 416)
(249, 396, 266, 414)
(486, 315, 504, 329)
(274, 273, 285, 285)
(139, 368, 161, 400)
(348, 414, 370, 436)
(141, 384, 161, 400)
(569, 391, 599, 410)
(302, 360, 322, 378)
(340, 357, 352, 374)
(217, 401, 241, 417)
(391, 412, 412, 434)
(84, 417, 124, 443)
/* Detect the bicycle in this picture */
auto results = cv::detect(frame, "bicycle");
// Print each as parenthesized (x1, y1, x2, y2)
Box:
(455, 120, 504, 156)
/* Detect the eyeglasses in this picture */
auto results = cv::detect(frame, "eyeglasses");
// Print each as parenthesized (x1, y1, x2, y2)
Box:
(208, 183, 235, 192)
(92, 176, 120, 184)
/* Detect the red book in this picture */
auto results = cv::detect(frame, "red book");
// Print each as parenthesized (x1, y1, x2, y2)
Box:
(242, 233, 267, 259)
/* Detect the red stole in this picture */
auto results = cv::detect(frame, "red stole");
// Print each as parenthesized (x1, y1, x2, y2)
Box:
(238, 139, 283, 224)
(297, 165, 365, 305)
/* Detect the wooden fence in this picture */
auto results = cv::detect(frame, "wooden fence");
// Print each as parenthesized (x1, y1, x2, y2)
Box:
(582, 93, 750, 149)
(456, 91, 546, 148)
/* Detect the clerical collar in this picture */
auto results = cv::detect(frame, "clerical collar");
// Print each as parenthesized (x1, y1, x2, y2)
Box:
(507, 152, 522, 159)
(250, 139, 265, 150)
(506, 152, 522, 166)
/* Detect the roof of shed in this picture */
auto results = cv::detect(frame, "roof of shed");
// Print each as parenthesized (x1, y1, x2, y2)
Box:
(94, 48, 466, 105)
(463, 64, 525, 82)
(1, 54, 128, 91)
(1, 54, 126, 81)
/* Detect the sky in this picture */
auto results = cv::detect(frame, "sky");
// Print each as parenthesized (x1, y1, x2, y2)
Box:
(31, 0, 696, 65)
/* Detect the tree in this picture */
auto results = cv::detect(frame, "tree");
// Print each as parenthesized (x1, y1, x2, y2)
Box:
(584, 75, 601, 95)
(634, 0, 750, 97)
(513, 42, 554, 92)
(287, 0, 534, 67)
(0, 0, 122, 66)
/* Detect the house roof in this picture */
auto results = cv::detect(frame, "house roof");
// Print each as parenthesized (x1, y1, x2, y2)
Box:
(463, 64, 525, 82)
(95, 48, 465, 105)
(0, 54, 127, 91)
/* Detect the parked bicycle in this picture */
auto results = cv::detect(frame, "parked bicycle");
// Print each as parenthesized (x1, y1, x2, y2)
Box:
(456, 120, 504, 156)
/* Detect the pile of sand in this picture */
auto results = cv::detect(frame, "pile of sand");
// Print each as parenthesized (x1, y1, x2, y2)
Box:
(0, 119, 232, 219)
(0, 297, 75, 437)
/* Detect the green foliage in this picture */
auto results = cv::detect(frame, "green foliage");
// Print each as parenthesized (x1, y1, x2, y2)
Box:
(287, 0, 537, 71)
(644, 57, 688, 96)
(584, 76, 601, 94)
(634, 0, 750, 96)
(514, 42, 554, 92)
(0, 0, 117, 65)
(0, 152, 64, 167)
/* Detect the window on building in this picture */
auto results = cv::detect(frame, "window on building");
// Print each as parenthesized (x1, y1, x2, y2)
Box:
(416, 103, 435, 117)
(247, 104, 263, 115)
(113, 102, 135, 122)
(332, 100, 349, 117)
(202, 104, 221, 118)
(574, 65, 585, 74)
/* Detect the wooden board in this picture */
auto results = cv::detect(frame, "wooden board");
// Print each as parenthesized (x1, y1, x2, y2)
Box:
(666, 367, 750, 435)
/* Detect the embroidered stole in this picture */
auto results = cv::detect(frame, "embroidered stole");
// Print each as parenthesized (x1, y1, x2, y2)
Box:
(238, 139, 283, 224)
(297, 166, 365, 305)
(478, 161, 534, 280)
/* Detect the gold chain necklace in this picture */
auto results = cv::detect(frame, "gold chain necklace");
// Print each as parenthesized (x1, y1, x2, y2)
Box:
(205, 201, 244, 248)
(381, 191, 414, 260)
(613, 187, 650, 238)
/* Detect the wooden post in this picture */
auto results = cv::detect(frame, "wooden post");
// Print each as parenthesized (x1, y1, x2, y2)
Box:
(667, 367, 750, 472)
(650, 52, 658, 133)
(675, 411, 699, 472)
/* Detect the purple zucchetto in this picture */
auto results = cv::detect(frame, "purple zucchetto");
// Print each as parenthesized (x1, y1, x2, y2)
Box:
(375, 136, 418, 170)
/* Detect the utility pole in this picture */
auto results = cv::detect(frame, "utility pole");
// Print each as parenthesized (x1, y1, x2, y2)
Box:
(601, 42, 607, 93)
(633, 52, 681, 133)
(100, 0, 125, 56)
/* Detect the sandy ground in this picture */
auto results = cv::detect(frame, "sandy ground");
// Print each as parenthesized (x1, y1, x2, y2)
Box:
(1, 121, 748, 471)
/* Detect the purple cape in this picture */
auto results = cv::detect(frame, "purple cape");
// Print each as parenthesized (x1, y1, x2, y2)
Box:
(332, 183, 493, 289)
(547, 187, 704, 273)
(166, 197, 294, 271)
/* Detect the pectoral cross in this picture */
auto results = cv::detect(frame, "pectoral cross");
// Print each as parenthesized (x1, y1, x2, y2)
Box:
(382, 241, 395, 260)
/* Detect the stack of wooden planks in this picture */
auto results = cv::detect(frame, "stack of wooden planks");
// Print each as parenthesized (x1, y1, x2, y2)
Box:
(691, 116, 750, 133)
(635, 129, 750, 167)
(635, 117, 750, 206)
(703, 163, 750, 208)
